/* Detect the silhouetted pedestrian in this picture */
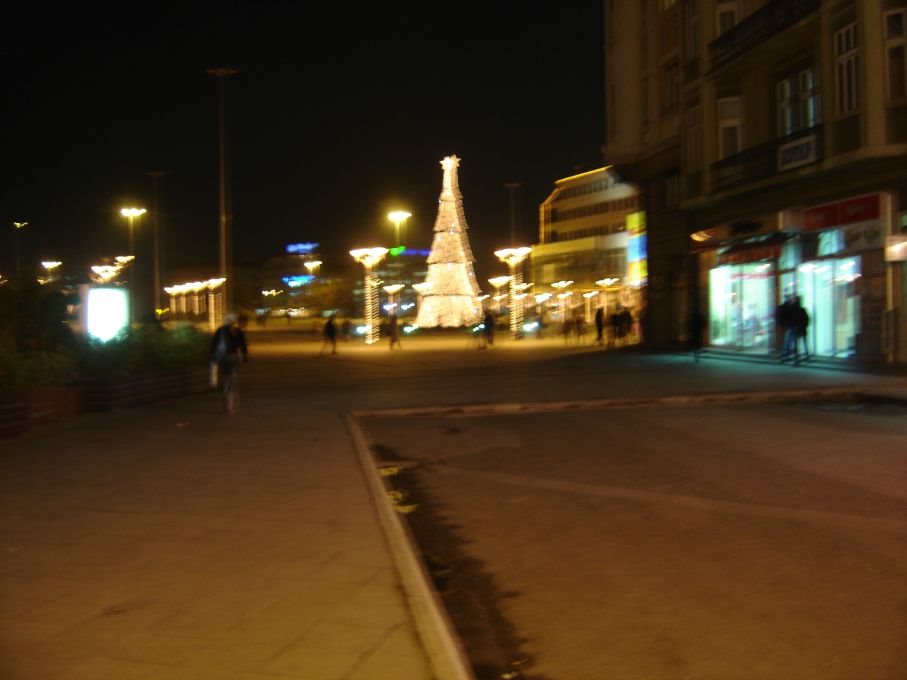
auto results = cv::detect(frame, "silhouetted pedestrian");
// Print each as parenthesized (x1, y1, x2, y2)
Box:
(320, 314, 338, 355)
(688, 307, 705, 363)
(594, 306, 605, 345)
(790, 296, 810, 364)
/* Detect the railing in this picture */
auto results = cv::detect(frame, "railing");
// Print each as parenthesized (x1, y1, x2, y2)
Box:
(710, 125, 823, 192)
(709, 0, 820, 70)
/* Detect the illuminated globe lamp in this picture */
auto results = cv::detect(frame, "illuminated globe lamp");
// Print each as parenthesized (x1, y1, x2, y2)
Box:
(494, 247, 532, 339)
(487, 275, 512, 314)
(550, 280, 574, 323)
(387, 210, 412, 248)
(382, 284, 405, 315)
(350, 247, 389, 345)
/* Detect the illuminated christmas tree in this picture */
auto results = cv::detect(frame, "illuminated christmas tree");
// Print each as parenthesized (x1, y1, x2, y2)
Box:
(415, 155, 483, 328)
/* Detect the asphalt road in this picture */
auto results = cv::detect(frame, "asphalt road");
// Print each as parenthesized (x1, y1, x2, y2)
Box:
(363, 399, 907, 679)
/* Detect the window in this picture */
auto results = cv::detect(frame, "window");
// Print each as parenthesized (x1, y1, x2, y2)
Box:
(717, 0, 736, 35)
(718, 96, 742, 158)
(685, 104, 702, 167)
(662, 62, 680, 114)
(885, 10, 906, 101)
(834, 22, 859, 116)
(684, 0, 699, 61)
(776, 67, 821, 136)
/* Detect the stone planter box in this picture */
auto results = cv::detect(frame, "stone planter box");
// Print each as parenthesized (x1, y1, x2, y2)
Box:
(81, 368, 210, 412)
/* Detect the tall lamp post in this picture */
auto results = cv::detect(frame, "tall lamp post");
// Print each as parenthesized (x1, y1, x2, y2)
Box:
(494, 246, 532, 339)
(13, 221, 28, 275)
(387, 210, 411, 247)
(121, 207, 146, 324)
(383, 284, 404, 315)
(351, 247, 389, 345)
(147, 171, 166, 315)
(207, 66, 239, 314)
(551, 280, 574, 324)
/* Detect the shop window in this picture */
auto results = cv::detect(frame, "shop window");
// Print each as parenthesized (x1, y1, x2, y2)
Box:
(885, 10, 906, 101)
(797, 257, 861, 357)
(779, 241, 801, 270)
(709, 263, 775, 350)
(818, 229, 845, 256)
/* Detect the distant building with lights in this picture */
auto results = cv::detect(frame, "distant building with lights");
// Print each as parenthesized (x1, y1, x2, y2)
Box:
(604, 0, 907, 362)
(531, 166, 645, 321)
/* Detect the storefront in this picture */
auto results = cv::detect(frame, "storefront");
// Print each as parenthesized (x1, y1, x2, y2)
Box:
(699, 193, 889, 359)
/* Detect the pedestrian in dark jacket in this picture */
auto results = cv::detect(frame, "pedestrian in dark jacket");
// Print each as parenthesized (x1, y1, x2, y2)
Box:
(790, 296, 810, 363)
(321, 314, 338, 355)
(211, 313, 249, 414)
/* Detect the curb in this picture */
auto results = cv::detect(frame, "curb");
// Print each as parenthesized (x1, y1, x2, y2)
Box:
(351, 385, 907, 420)
(345, 413, 476, 680)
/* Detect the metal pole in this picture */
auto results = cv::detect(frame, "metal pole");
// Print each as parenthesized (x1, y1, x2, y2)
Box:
(148, 171, 166, 313)
(207, 68, 238, 312)
(505, 181, 522, 247)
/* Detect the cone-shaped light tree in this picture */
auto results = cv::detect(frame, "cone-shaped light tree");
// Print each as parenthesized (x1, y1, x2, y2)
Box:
(414, 155, 483, 328)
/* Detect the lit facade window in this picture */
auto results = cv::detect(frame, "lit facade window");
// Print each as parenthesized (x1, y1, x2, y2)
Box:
(776, 67, 821, 136)
(834, 22, 860, 116)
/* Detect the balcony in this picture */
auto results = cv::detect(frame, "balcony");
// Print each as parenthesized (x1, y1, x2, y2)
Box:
(709, 0, 820, 71)
(710, 125, 823, 193)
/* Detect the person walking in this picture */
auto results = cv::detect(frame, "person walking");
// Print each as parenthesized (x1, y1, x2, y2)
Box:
(210, 312, 249, 415)
(790, 296, 810, 364)
(388, 312, 401, 350)
(480, 310, 495, 349)
(776, 296, 795, 361)
(594, 306, 605, 346)
(320, 314, 338, 355)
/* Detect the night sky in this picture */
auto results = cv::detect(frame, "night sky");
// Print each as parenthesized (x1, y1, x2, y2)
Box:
(3, 1, 604, 284)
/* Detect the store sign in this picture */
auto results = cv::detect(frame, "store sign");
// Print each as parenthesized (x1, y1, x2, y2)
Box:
(803, 194, 880, 231)
(625, 211, 648, 286)
(717, 244, 783, 265)
(885, 235, 907, 262)
(777, 134, 817, 172)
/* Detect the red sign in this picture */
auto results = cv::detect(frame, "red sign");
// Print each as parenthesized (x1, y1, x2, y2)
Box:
(803, 194, 880, 231)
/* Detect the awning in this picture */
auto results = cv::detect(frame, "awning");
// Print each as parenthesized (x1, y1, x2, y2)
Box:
(716, 233, 792, 265)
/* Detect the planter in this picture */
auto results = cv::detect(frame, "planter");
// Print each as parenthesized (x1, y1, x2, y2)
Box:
(81, 367, 210, 412)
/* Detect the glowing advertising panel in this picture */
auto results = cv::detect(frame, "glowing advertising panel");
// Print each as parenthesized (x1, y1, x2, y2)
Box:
(86, 287, 129, 342)
(626, 211, 648, 286)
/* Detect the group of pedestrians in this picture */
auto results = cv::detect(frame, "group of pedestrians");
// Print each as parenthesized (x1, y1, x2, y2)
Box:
(776, 295, 810, 364)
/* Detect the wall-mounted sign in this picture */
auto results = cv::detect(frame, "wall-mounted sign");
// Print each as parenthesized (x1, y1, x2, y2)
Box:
(777, 134, 817, 172)
(885, 235, 907, 262)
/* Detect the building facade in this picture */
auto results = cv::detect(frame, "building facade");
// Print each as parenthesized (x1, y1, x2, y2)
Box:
(532, 167, 645, 323)
(605, 0, 907, 362)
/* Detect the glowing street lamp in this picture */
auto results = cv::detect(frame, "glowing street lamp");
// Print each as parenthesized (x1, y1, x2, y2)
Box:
(350, 247, 389, 345)
(550, 280, 574, 322)
(596, 277, 621, 313)
(494, 247, 532, 338)
(13, 221, 28, 275)
(487, 275, 512, 314)
(387, 210, 412, 247)
(120, 207, 146, 325)
(304, 260, 322, 275)
(38, 260, 63, 286)
(383, 283, 404, 314)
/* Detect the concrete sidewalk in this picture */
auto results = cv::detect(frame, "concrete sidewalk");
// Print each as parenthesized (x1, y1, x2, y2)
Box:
(2, 336, 906, 680)
(0, 383, 434, 679)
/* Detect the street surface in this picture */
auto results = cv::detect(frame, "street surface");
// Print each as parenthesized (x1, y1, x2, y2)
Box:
(365, 400, 907, 679)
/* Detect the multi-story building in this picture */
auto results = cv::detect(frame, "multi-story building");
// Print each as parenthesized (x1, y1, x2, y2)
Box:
(605, 0, 907, 362)
(531, 166, 645, 321)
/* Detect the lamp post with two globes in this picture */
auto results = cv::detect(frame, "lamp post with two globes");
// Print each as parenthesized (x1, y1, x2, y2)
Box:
(350, 247, 389, 345)
(494, 247, 532, 339)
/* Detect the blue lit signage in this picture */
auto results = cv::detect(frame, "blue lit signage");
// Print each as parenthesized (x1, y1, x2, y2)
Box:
(282, 275, 315, 288)
(286, 243, 319, 254)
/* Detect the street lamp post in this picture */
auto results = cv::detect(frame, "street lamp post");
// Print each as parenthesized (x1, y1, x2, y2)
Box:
(550, 280, 574, 324)
(13, 221, 28, 275)
(387, 210, 412, 247)
(351, 247, 389, 345)
(383, 283, 404, 314)
(494, 246, 532, 339)
(120, 207, 147, 324)
(207, 66, 239, 315)
(147, 171, 166, 315)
